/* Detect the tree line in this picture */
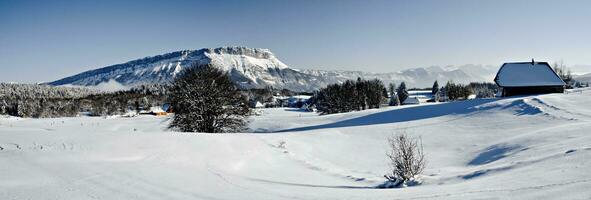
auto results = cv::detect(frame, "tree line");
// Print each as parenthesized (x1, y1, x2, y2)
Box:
(0, 83, 168, 118)
(1, 78, 499, 118)
(310, 79, 500, 115)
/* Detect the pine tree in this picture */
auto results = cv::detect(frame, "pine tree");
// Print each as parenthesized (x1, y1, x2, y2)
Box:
(445, 81, 455, 100)
(431, 81, 439, 95)
(355, 77, 368, 110)
(397, 82, 408, 104)
(431, 81, 440, 102)
(366, 79, 386, 109)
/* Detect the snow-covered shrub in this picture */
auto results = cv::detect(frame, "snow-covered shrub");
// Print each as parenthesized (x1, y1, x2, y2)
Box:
(384, 133, 426, 187)
(168, 64, 250, 133)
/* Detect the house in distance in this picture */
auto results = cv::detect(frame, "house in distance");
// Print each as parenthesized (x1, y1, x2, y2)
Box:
(494, 60, 566, 97)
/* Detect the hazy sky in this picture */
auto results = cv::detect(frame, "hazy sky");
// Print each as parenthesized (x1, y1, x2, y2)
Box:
(1, 0, 591, 83)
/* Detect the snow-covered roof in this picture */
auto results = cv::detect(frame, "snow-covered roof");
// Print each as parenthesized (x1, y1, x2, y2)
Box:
(494, 62, 565, 87)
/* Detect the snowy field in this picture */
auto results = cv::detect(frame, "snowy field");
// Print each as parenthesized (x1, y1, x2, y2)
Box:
(2, 90, 591, 199)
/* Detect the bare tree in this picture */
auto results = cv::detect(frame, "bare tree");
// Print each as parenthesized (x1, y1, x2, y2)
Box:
(168, 64, 250, 133)
(384, 133, 426, 187)
(552, 60, 574, 88)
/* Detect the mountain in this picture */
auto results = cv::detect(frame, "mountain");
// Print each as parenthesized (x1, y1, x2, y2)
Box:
(570, 65, 591, 75)
(49, 47, 498, 91)
(49, 47, 326, 91)
(301, 64, 497, 89)
(574, 72, 591, 83)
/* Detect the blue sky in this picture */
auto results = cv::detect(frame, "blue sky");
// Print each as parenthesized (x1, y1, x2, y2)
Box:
(1, 0, 590, 83)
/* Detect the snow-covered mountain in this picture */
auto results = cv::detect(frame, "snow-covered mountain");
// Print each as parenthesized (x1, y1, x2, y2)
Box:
(49, 47, 325, 91)
(302, 64, 497, 89)
(49, 47, 498, 91)
(574, 72, 591, 83)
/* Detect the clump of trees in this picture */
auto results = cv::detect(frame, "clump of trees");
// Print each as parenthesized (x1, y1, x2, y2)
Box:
(383, 133, 426, 188)
(315, 78, 387, 115)
(439, 81, 499, 101)
(168, 64, 250, 133)
(82, 87, 167, 116)
(468, 82, 497, 98)
(444, 81, 473, 101)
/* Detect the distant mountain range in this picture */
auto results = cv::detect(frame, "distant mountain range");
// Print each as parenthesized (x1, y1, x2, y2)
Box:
(574, 73, 591, 83)
(300, 64, 497, 89)
(49, 47, 498, 91)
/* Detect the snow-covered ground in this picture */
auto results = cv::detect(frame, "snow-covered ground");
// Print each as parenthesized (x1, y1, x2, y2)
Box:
(2, 90, 591, 199)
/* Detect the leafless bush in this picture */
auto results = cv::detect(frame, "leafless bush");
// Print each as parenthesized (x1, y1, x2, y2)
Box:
(384, 133, 426, 187)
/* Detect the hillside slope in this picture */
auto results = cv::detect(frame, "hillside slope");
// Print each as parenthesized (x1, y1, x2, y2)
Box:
(574, 72, 591, 83)
(4, 92, 589, 199)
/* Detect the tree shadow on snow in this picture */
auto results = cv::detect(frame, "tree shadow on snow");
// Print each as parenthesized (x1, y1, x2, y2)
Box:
(276, 96, 547, 133)
(246, 177, 376, 189)
(459, 166, 514, 180)
(278, 98, 503, 132)
(468, 144, 526, 165)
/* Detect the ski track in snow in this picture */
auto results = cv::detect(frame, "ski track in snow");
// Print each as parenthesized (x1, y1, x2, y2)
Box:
(255, 136, 379, 186)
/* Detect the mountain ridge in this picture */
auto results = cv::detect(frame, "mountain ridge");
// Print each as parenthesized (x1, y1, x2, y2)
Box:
(49, 47, 498, 91)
